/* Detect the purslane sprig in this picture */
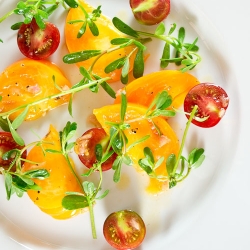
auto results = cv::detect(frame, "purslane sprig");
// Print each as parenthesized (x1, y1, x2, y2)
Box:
(138, 105, 205, 188)
(0, 140, 50, 200)
(112, 17, 201, 72)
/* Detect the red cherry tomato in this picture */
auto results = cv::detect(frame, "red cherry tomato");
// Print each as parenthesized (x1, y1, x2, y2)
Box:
(130, 0, 170, 25)
(184, 83, 229, 128)
(74, 128, 117, 171)
(17, 18, 60, 60)
(103, 210, 146, 250)
(0, 132, 27, 171)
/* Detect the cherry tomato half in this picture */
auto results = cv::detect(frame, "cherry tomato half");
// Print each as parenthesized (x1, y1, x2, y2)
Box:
(184, 83, 229, 128)
(17, 18, 60, 60)
(103, 210, 146, 250)
(0, 132, 27, 171)
(74, 128, 117, 171)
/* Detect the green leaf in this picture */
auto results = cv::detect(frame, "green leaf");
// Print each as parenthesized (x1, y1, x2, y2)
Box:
(11, 106, 29, 129)
(166, 154, 176, 176)
(79, 66, 92, 80)
(93, 74, 116, 99)
(121, 57, 129, 78)
(88, 21, 99, 36)
(112, 17, 139, 38)
(120, 92, 127, 122)
(133, 49, 144, 78)
(8, 120, 25, 146)
(104, 57, 126, 73)
(111, 38, 131, 45)
(138, 159, 152, 175)
(62, 195, 89, 210)
(77, 22, 87, 38)
(95, 144, 103, 162)
(63, 50, 102, 64)
(0, 117, 10, 132)
(96, 189, 109, 200)
(112, 156, 122, 182)
(64, 0, 78, 8)
(168, 23, 176, 35)
(188, 148, 205, 169)
(160, 42, 170, 68)
(178, 27, 185, 43)
(4, 172, 13, 200)
(155, 156, 165, 169)
(24, 169, 50, 179)
(144, 147, 154, 164)
(68, 95, 74, 117)
(11, 22, 23, 30)
(83, 181, 96, 196)
(155, 22, 165, 36)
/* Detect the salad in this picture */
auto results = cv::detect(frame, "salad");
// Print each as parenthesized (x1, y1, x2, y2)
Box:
(0, 0, 230, 249)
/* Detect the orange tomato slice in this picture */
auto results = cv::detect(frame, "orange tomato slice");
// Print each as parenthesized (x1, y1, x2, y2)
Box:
(93, 103, 179, 194)
(115, 70, 199, 109)
(0, 58, 71, 121)
(22, 125, 83, 219)
(65, 0, 136, 82)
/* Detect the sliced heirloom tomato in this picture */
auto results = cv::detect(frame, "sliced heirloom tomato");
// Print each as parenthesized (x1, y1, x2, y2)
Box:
(64, 0, 137, 82)
(0, 132, 27, 172)
(22, 125, 84, 219)
(74, 128, 117, 171)
(93, 103, 179, 194)
(103, 210, 146, 250)
(17, 18, 60, 60)
(0, 58, 71, 121)
(115, 70, 199, 110)
(184, 83, 229, 128)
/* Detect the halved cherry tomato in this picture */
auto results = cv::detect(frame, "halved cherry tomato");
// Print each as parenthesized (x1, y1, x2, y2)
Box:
(184, 83, 229, 128)
(0, 132, 27, 171)
(22, 125, 83, 219)
(74, 128, 117, 171)
(17, 18, 60, 60)
(93, 103, 179, 193)
(0, 58, 71, 121)
(103, 210, 146, 250)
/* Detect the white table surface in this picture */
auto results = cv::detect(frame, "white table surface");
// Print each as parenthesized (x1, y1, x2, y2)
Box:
(0, 0, 249, 249)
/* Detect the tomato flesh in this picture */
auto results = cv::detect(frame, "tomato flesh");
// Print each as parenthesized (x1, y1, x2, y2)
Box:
(74, 128, 117, 171)
(184, 83, 229, 128)
(103, 210, 146, 250)
(17, 18, 60, 60)
(0, 132, 27, 171)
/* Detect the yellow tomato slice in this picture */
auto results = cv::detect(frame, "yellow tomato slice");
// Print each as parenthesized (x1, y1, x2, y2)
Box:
(22, 125, 83, 219)
(93, 103, 179, 194)
(115, 70, 200, 109)
(0, 58, 71, 121)
(65, 0, 135, 82)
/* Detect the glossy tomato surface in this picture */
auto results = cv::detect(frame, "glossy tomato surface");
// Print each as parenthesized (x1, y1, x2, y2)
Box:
(74, 128, 117, 171)
(0, 132, 27, 171)
(184, 83, 229, 128)
(17, 18, 60, 60)
(103, 210, 146, 250)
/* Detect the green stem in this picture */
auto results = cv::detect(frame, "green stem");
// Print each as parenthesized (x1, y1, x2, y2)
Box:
(88, 199, 97, 239)
(64, 154, 84, 193)
(0, 77, 110, 119)
(0, 10, 14, 23)
(171, 105, 198, 175)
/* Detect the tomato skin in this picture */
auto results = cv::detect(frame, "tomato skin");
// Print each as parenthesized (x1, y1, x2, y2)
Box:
(184, 83, 229, 128)
(74, 128, 116, 171)
(17, 18, 60, 60)
(0, 132, 27, 171)
(130, 0, 170, 25)
(103, 210, 146, 250)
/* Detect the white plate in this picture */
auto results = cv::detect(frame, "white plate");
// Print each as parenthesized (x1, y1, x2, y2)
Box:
(0, 0, 240, 249)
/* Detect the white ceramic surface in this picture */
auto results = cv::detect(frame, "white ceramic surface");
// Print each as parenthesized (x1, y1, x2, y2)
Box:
(0, 0, 248, 249)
